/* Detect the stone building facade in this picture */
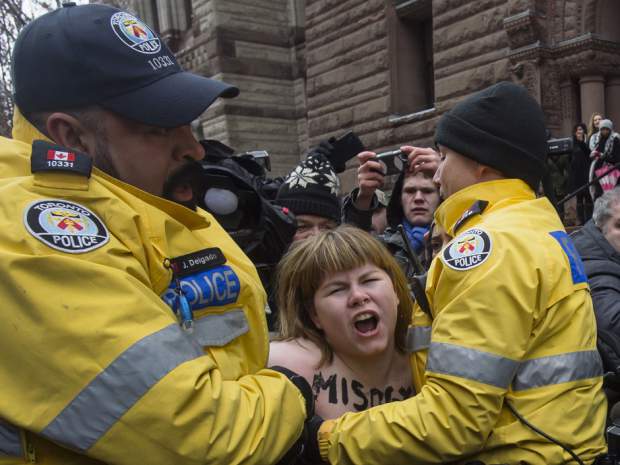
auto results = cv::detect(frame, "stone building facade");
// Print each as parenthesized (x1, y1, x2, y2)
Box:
(111, 0, 620, 189)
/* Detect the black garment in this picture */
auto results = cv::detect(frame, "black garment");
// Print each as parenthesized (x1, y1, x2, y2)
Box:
(569, 138, 593, 223)
(595, 134, 620, 164)
(546, 152, 571, 217)
(570, 138, 590, 190)
(572, 220, 620, 375)
(342, 187, 379, 231)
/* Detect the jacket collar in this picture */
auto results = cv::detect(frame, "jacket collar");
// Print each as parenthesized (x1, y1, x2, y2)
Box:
(12, 107, 52, 145)
(434, 179, 535, 237)
(12, 107, 210, 230)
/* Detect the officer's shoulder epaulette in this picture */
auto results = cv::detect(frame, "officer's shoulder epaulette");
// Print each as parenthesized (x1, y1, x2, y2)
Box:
(453, 199, 489, 234)
(31, 140, 93, 179)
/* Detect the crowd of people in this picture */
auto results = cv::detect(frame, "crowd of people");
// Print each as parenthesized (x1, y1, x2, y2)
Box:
(559, 112, 620, 226)
(0, 3, 618, 465)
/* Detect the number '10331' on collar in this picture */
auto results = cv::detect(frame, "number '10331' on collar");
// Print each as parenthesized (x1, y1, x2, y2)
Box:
(31, 140, 93, 178)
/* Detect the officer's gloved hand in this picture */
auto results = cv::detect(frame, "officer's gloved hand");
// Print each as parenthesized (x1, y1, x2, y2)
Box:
(307, 133, 365, 174)
(276, 414, 325, 465)
(299, 415, 325, 464)
(307, 139, 337, 165)
(308, 138, 352, 174)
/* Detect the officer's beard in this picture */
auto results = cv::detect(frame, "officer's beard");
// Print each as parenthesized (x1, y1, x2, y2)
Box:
(90, 127, 121, 182)
(162, 161, 203, 210)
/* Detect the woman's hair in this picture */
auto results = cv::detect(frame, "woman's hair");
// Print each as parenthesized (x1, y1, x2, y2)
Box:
(588, 112, 603, 140)
(275, 225, 413, 367)
(573, 123, 587, 141)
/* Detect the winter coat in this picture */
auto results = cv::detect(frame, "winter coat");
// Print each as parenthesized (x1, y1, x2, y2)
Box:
(0, 111, 307, 465)
(572, 220, 620, 374)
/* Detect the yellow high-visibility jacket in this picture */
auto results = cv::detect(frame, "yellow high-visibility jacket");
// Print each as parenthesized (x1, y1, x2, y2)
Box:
(0, 111, 306, 465)
(319, 179, 607, 464)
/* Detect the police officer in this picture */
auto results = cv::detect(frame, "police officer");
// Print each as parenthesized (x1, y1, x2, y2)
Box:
(0, 4, 312, 464)
(303, 82, 607, 464)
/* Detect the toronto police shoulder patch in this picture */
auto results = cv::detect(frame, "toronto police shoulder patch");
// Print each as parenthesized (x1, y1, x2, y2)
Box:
(442, 228, 492, 271)
(24, 199, 109, 254)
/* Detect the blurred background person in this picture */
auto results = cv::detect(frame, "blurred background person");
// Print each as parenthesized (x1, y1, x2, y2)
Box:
(425, 221, 451, 265)
(275, 150, 342, 243)
(572, 186, 620, 421)
(588, 112, 604, 151)
(566, 122, 592, 225)
(589, 118, 620, 201)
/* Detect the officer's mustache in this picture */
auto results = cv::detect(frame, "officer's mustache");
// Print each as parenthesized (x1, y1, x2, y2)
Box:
(162, 160, 203, 210)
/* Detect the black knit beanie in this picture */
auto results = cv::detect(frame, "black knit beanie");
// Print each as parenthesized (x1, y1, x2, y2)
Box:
(435, 81, 548, 190)
(275, 153, 341, 223)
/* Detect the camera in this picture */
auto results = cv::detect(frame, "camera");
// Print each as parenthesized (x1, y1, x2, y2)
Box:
(373, 149, 408, 175)
(236, 150, 271, 174)
(547, 137, 573, 156)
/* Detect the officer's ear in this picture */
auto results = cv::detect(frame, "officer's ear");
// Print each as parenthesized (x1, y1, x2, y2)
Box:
(46, 112, 93, 153)
(477, 163, 505, 183)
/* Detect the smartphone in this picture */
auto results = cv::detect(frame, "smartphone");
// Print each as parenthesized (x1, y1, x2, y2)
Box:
(374, 149, 407, 176)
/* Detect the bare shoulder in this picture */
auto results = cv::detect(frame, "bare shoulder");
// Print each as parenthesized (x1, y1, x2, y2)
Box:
(269, 338, 322, 382)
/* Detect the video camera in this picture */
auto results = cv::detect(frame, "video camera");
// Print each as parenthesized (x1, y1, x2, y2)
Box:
(547, 137, 573, 156)
(162, 139, 297, 276)
(197, 141, 297, 266)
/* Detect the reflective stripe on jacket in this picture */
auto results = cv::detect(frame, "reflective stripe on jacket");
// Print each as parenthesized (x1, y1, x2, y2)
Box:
(0, 112, 306, 465)
(321, 179, 607, 464)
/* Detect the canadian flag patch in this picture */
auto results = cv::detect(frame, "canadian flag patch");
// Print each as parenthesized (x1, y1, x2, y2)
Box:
(47, 150, 75, 162)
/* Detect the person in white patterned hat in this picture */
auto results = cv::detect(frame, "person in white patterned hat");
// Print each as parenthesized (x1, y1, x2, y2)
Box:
(275, 151, 342, 242)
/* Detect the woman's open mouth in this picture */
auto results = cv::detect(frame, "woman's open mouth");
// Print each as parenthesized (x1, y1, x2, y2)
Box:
(353, 312, 379, 335)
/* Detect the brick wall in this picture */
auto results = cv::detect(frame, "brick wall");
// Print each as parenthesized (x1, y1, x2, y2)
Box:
(303, 0, 514, 191)
(121, 0, 620, 192)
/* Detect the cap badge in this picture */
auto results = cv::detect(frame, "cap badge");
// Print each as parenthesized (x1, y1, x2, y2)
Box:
(110, 12, 161, 54)
(24, 199, 110, 254)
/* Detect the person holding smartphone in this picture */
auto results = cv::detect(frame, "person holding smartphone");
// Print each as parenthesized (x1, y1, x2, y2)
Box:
(343, 145, 441, 270)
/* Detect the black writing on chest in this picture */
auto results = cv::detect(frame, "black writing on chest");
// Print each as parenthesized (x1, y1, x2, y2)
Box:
(312, 372, 414, 412)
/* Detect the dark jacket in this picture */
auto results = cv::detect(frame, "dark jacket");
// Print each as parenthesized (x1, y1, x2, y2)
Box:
(569, 137, 590, 191)
(572, 220, 620, 374)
